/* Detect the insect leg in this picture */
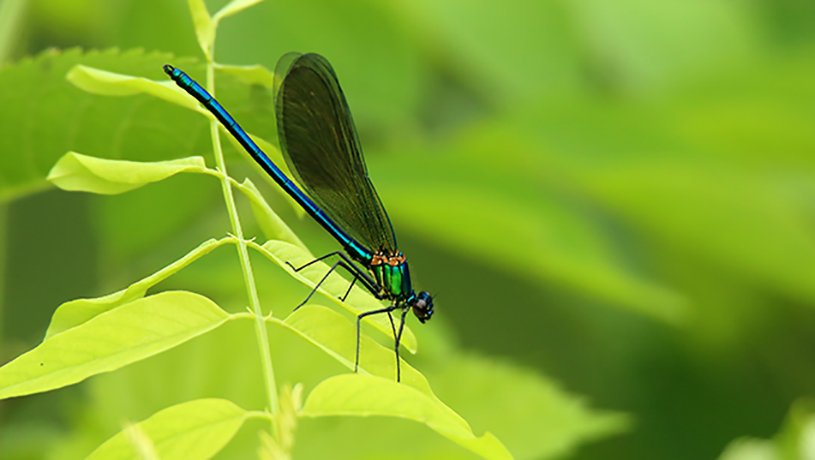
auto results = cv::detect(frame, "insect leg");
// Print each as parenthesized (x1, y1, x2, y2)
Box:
(289, 252, 383, 311)
(355, 305, 399, 374)
(393, 307, 410, 382)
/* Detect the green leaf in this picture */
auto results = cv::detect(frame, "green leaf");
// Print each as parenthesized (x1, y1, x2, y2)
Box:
(213, 0, 265, 22)
(215, 63, 275, 88)
(235, 178, 306, 249)
(66, 64, 203, 112)
(272, 305, 430, 393)
(45, 238, 231, 338)
(774, 400, 815, 460)
(717, 400, 815, 460)
(47, 152, 208, 195)
(68, 62, 305, 223)
(253, 240, 418, 353)
(59, 56, 285, 262)
(87, 399, 248, 460)
(427, 355, 629, 460)
(0, 48, 201, 204)
(717, 439, 776, 460)
(0, 291, 230, 399)
(301, 374, 513, 460)
(187, 0, 215, 58)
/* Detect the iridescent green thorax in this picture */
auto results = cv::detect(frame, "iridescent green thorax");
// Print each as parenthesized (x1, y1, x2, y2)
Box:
(370, 250, 414, 302)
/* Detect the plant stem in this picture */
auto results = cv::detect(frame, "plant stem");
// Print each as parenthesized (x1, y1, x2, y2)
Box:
(205, 62, 279, 416)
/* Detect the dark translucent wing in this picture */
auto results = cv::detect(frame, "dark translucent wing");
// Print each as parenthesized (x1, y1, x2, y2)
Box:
(275, 53, 397, 252)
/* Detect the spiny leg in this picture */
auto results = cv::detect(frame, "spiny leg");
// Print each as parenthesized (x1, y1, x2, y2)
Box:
(292, 259, 343, 310)
(355, 305, 399, 374)
(285, 251, 345, 273)
(287, 251, 382, 311)
(394, 307, 410, 382)
(387, 311, 397, 340)
(341, 276, 357, 302)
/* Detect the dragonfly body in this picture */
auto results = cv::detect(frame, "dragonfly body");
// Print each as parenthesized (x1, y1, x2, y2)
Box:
(163, 66, 364, 260)
(164, 53, 433, 381)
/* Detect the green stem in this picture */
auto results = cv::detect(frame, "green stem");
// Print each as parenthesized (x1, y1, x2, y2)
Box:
(205, 62, 279, 415)
(0, 0, 26, 65)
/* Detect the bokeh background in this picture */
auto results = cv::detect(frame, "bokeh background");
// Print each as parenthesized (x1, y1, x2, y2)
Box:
(2, 0, 815, 458)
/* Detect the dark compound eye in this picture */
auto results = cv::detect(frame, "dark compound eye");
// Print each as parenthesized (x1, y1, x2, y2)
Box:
(412, 292, 434, 323)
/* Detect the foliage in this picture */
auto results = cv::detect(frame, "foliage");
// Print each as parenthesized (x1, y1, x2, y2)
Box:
(0, 1, 625, 459)
(2, 0, 814, 459)
(718, 401, 815, 460)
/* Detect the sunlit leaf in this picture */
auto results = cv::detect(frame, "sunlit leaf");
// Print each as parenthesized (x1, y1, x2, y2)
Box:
(87, 399, 248, 460)
(45, 238, 231, 338)
(74, 319, 267, 459)
(0, 291, 230, 399)
(717, 439, 776, 460)
(47, 152, 208, 195)
(187, 0, 215, 58)
(301, 374, 513, 460)
(717, 400, 815, 460)
(213, 0, 265, 23)
(0, 48, 200, 203)
(215, 64, 274, 88)
(67, 64, 203, 112)
(236, 178, 306, 249)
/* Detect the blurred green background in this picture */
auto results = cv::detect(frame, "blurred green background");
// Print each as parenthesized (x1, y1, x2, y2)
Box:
(2, 0, 815, 458)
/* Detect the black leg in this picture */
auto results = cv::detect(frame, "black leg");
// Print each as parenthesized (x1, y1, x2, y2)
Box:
(386, 311, 397, 340)
(293, 259, 343, 311)
(355, 305, 399, 374)
(285, 251, 345, 272)
(287, 251, 384, 311)
(394, 307, 410, 382)
(341, 276, 357, 302)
